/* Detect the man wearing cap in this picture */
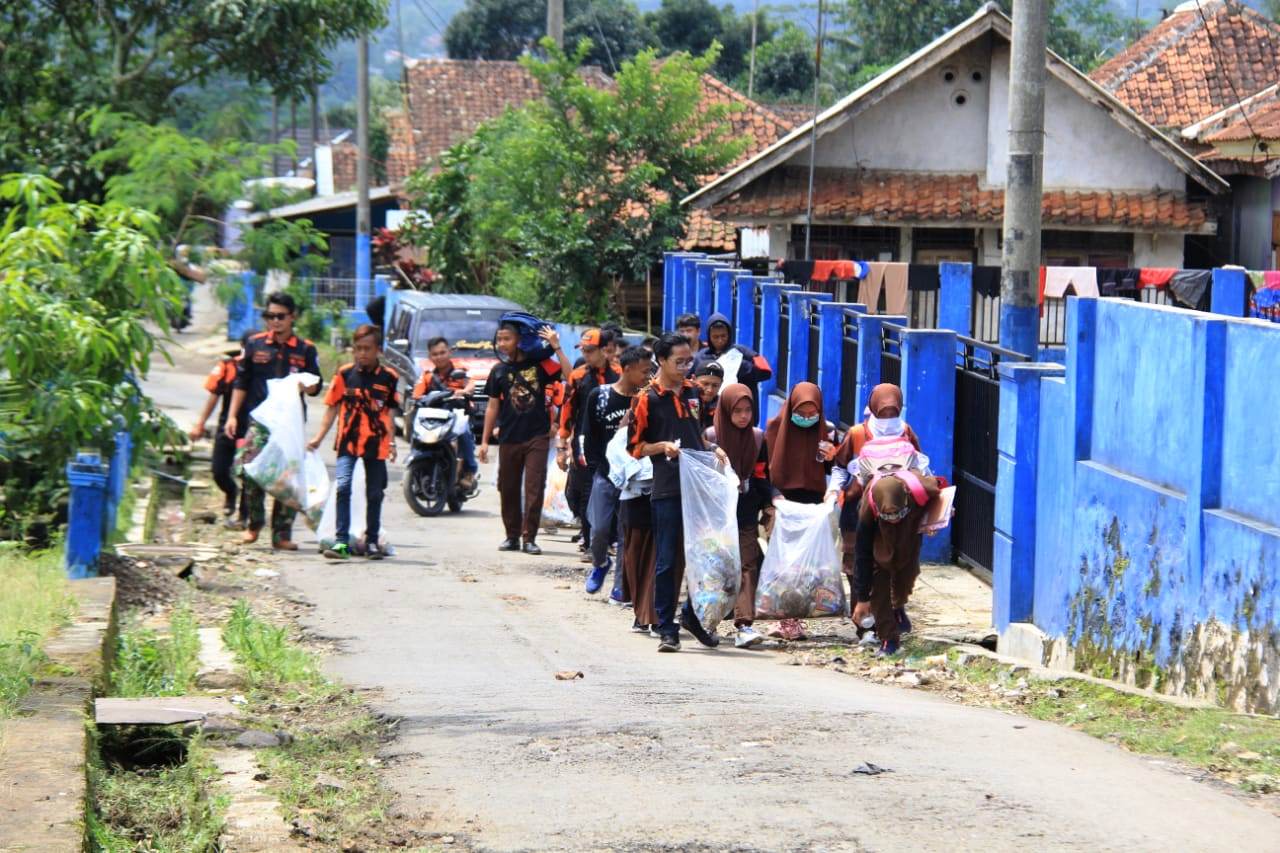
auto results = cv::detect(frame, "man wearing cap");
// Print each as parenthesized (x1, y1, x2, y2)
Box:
(558, 328, 619, 558)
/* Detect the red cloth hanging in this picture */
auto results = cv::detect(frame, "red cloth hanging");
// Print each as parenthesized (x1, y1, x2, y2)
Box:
(811, 260, 858, 282)
(1139, 268, 1176, 288)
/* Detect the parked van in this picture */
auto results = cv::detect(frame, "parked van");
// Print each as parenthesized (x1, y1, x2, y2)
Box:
(383, 292, 524, 438)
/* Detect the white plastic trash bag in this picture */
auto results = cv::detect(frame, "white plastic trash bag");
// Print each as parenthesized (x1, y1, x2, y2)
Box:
(244, 373, 323, 525)
(679, 449, 741, 632)
(756, 498, 847, 619)
(542, 444, 575, 527)
(301, 451, 330, 529)
(317, 458, 367, 548)
(716, 348, 744, 386)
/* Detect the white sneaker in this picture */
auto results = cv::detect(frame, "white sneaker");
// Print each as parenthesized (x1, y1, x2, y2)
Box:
(859, 631, 880, 647)
(735, 626, 765, 649)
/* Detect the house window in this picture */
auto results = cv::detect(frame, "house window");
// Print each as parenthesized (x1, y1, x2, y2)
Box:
(789, 225, 900, 261)
(1041, 230, 1133, 267)
(913, 227, 976, 264)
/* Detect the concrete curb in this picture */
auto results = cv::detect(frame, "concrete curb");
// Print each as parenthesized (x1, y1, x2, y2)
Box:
(0, 576, 117, 851)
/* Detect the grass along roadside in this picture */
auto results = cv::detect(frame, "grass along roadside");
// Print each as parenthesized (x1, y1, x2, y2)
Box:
(0, 543, 76, 717)
(221, 601, 418, 849)
(798, 636, 1280, 798)
(89, 602, 224, 851)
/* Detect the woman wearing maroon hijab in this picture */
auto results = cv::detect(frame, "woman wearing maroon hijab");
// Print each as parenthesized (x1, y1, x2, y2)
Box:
(763, 382, 836, 639)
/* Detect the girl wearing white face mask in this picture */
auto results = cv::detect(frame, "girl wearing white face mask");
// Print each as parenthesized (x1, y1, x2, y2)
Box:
(828, 384, 930, 640)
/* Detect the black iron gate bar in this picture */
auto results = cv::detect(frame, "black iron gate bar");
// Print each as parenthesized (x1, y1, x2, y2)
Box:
(807, 301, 822, 385)
(776, 297, 791, 391)
(729, 276, 740, 331)
(879, 321, 903, 389)
(753, 284, 764, 353)
(839, 309, 860, 429)
(951, 334, 1028, 577)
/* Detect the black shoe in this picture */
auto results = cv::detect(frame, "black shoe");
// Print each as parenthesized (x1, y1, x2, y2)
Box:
(365, 542, 385, 560)
(498, 538, 519, 551)
(522, 542, 542, 555)
(658, 633, 681, 653)
(681, 611, 720, 648)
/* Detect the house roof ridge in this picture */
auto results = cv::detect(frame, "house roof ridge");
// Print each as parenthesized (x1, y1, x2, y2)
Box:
(1090, 5, 1213, 90)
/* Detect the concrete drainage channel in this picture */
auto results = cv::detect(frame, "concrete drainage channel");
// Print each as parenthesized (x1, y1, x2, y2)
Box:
(0, 465, 303, 851)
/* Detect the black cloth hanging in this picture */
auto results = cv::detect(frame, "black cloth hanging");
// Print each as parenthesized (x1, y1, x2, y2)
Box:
(780, 260, 815, 284)
(907, 264, 940, 292)
(972, 266, 1001, 298)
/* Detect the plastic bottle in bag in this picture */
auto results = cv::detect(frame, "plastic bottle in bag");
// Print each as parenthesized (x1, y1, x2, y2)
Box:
(679, 450, 741, 633)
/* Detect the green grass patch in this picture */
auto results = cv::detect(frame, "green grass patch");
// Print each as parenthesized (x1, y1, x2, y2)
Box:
(87, 732, 225, 852)
(0, 543, 75, 716)
(223, 599, 319, 686)
(223, 602, 400, 848)
(110, 603, 201, 697)
(944, 651, 1280, 790)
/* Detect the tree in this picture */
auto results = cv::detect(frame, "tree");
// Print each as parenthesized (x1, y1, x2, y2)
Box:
(743, 21, 816, 103)
(404, 39, 744, 320)
(645, 0, 774, 82)
(565, 0, 660, 70)
(0, 174, 186, 531)
(444, 0, 547, 59)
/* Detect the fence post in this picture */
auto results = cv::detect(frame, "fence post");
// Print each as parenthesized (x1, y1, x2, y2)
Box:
(65, 452, 109, 579)
(939, 262, 973, 336)
(901, 329, 957, 562)
(786, 291, 831, 389)
(713, 268, 737, 319)
(854, 314, 907, 418)
(1185, 314, 1228, 591)
(1210, 267, 1247, 318)
(993, 362, 1061, 628)
(695, 262, 726, 325)
(735, 276, 757, 348)
(757, 283, 800, 426)
(106, 430, 132, 539)
(680, 255, 702, 318)
(662, 252, 675, 331)
(1067, 297, 1098, 463)
(817, 302, 862, 425)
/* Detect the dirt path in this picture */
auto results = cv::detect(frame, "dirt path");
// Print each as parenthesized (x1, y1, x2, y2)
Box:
(153, 287, 1280, 852)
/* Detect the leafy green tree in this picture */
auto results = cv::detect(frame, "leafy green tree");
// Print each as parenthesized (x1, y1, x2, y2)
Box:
(404, 39, 744, 320)
(645, 0, 775, 82)
(0, 174, 187, 530)
(444, 0, 546, 59)
(743, 20, 816, 103)
(566, 0, 660, 70)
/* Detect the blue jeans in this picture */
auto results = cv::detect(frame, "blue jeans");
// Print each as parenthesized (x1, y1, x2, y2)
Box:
(335, 455, 388, 545)
(587, 472, 624, 597)
(457, 428, 478, 474)
(653, 495, 698, 637)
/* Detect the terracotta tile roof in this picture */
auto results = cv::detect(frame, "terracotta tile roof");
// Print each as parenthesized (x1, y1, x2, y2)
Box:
(1205, 98, 1280, 142)
(331, 141, 359, 193)
(1090, 0, 1280, 129)
(764, 103, 816, 127)
(707, 168, 1212, 233)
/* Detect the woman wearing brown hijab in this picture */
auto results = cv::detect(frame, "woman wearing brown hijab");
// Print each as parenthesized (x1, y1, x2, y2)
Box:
(763, 382, 836, 639)
(707, 384, 770, 648)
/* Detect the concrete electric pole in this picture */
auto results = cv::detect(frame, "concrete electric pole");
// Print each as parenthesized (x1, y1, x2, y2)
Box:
(999, 0, 1048, 357)
(547, 0, 565, 49)
(356, 35, 371, 290)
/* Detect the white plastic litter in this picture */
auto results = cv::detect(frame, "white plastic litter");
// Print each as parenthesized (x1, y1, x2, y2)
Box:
(243, 373, 327, 529)
(756, 497, 846, 619)
(542, 444, 575, 526)
(679, 449, 741, 633)
(716, 348, 744, 386)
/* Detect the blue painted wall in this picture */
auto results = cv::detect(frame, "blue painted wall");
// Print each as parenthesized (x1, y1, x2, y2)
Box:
(998, 296, 1280, 712)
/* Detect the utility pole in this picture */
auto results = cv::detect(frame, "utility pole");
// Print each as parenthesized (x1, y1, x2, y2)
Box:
(999, 0, 1048, 357)
(356, 35, 371, 293)
(747, 0, 759, 100)
(547, 0, 564, 49)
(803, 0, 825, 261)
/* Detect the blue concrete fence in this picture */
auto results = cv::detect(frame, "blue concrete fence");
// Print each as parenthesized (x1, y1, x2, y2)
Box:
(994, 296, 1280, 713)
(65, 430, 134, 578)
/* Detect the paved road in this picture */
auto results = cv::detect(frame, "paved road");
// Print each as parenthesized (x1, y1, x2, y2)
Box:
(156, 288, 1280, 852)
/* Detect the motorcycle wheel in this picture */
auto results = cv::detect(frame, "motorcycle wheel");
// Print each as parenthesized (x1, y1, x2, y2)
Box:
(404, 459, 448, 517)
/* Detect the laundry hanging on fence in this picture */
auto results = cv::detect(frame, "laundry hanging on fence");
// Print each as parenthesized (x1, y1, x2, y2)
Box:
(860, 262, 909, 314)
(781, 259, 868, 285)
(1139, 268, 1176, 288)
(1253, 270, 1280, 310)
(780, 260, 814, 284)
(1098, 268, 1141, 296)
(1168, 269, 1212, 309)
(906, 264, 940, 292)
(972, 266, 1001, 298)
(1043, 266, 1099, 299)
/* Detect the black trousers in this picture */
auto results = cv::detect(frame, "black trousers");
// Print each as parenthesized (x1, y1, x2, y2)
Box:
(211, 433, 239, 514)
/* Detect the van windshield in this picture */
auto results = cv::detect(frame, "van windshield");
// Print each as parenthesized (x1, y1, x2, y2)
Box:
(413, 307, 506, 356)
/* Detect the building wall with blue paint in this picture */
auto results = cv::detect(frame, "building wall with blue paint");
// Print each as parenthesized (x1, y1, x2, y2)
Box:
(1000, 297, 1280, 713)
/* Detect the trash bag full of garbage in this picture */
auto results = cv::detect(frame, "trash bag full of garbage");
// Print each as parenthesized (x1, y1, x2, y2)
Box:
(679, 449, 741, 633)
(756, 497, 846, 619)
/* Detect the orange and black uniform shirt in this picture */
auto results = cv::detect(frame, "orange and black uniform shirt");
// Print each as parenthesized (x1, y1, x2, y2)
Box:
(234, 331, 322, 436)
(626, 378, 705, 500)
(204, 356, 241, 434)
(323, 362, 402, 460)
(558, 362, 620, 460)
(411, 361, 469, 399)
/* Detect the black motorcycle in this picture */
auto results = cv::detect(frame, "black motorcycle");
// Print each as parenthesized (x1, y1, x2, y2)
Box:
(402, 385, 476, 516)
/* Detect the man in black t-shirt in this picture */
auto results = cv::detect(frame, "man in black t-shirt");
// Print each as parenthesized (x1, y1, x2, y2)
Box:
(583, 346, 650, 597)
(479, 323, 569, 554)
